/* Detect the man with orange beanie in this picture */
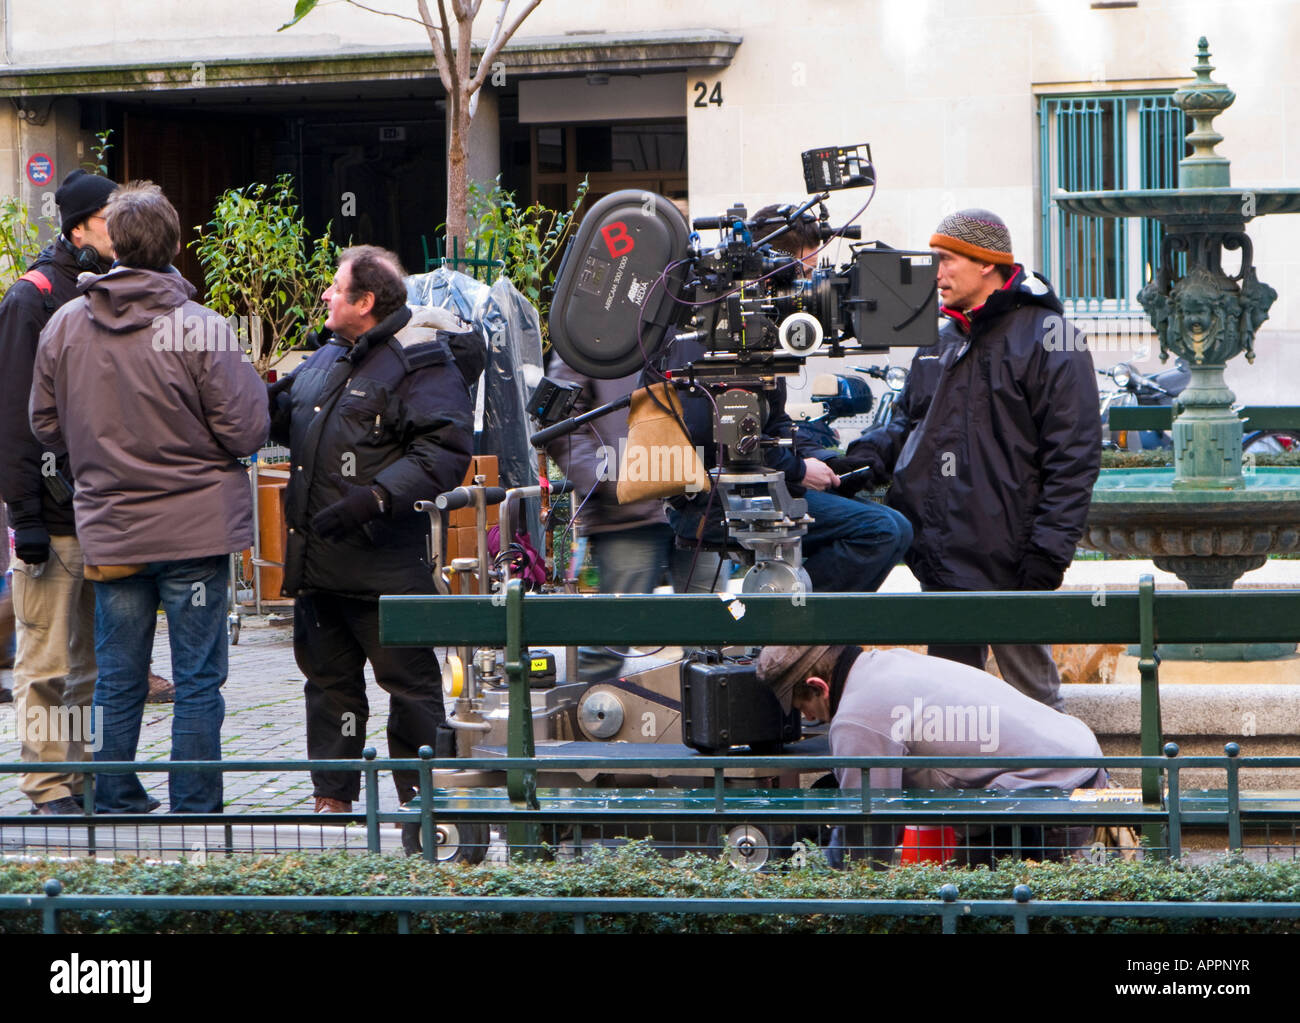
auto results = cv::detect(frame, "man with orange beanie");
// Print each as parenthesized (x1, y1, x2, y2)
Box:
(847, 210, 1100, 709)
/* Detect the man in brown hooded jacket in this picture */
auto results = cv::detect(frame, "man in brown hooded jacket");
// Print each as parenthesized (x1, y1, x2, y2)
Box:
(30, 181, 268, 814)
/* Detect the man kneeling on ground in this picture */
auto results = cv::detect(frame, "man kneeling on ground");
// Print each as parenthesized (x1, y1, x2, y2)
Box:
(756, 644, 1107, 866)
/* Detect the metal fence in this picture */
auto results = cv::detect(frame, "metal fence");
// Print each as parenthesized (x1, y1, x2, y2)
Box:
(4, 748, 1300, 866)
(8, 886, 1300, 935)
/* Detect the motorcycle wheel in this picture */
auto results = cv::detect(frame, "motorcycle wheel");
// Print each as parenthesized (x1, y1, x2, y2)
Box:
(1244, 430, 1300, 456)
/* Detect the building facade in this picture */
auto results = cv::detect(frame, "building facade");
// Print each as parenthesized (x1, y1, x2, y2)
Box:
(1, 0, 1296, 400)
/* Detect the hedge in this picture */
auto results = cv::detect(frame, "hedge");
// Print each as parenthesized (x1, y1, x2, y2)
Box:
(1101, 450, 1300, 469)
(3, 845, 1300, 934)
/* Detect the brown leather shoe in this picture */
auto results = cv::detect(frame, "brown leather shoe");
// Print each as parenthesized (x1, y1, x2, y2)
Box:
(146, 672, 175, 703)
(314, 797, 353, 814)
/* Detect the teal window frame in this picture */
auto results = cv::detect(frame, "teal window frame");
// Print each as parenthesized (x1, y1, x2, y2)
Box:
(1039, 92, 1187, 314)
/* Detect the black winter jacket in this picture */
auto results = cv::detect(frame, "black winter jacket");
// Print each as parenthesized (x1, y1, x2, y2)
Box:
(848, 267, 1100, 590)
(0, 242, 96, 535)
(270, 306, 475, 598)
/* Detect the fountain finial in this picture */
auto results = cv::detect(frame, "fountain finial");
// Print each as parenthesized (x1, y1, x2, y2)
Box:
(1173, 37, 1235, 188)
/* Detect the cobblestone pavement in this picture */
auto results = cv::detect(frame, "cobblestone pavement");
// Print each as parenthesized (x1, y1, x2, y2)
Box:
(0, 613, 413, 818)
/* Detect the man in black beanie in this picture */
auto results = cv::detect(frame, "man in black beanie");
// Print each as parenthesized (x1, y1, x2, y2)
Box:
(0, 169, 115, 814)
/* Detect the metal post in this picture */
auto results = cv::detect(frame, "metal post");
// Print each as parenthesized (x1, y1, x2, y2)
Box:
(939, 884, 958, 935)
(1225, 742, 1242, 853)
(1137, 575, 1165, 852)
(418, 746, 436, 865)
(1164, 743, 1182, 860)
(85, 772, 96, 859)
(1012, 885, 1032, 935)
(42, 879, 62, 934)
(363, 748, 379, 853)
(473, 480, 490, 596)
(504, 581, 539, 855)
(250, 453, 263, 616)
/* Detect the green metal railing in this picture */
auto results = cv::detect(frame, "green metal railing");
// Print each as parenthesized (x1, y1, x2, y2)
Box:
(375, 578, 1300, 855)
(5, 580, 1299, 926)
(421, 234, 506, 280)
(1109, 405, 1300, 432)
(8, 884, 1300, 935)
(5, 747, 1297, 862)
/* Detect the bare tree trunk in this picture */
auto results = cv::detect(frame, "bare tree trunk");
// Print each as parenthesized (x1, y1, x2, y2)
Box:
(289, 1, 544, 254)
(445, 91, 472, 252)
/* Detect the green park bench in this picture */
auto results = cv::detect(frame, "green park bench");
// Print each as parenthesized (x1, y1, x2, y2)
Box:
(1108, 405, 1300, 432)
(379, 579, 1300, 860)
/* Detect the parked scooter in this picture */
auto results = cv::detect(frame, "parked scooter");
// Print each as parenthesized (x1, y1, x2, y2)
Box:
(1099, 358, 1300, 455)
(797, 363, 909, 458)
(1097, 359, 1189, 451)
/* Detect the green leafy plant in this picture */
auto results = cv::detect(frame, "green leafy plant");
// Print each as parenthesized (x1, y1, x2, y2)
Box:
(81, 129, 114, 176)
(190, 173, 339, 376)
(0, 195, 50, 299)
(464, 176, 588, 338)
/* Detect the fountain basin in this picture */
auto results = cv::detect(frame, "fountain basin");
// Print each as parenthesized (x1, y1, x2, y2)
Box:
(1053, 187, 1300, 222)
(1085, 466, 1300, 595)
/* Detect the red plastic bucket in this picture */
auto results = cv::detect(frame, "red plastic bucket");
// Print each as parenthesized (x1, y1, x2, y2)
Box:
(899, 825, 958, 864)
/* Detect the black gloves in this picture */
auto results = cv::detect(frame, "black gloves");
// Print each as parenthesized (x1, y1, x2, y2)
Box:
(13, 525, 50, 565)
(824, 455, 881, 494)
(1019, 548, 1066, 591)
(311, 476, 385, 542)
(267, 373, 294, 402)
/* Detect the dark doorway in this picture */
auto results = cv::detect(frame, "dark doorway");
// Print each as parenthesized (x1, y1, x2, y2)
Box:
(106, 91, 447, 297)
(120, 108, 276, 289)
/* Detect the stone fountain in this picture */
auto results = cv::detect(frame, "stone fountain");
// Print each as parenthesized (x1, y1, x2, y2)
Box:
(1055, 38, 1300, 602)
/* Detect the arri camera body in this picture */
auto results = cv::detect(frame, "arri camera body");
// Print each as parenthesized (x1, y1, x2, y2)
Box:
(539, 145, 938, 596)
(548, 144, 939, 380)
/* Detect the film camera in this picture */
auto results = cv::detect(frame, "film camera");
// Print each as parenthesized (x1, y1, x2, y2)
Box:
(535, 145, 938, 596)
(547, 144, 938, 379)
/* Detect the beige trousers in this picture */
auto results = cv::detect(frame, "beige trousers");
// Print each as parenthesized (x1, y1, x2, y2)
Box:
(12, 534, 97, 804)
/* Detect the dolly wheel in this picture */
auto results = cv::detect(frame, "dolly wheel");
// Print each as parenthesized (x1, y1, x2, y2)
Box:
(722, 824, 771, 871)
(403, 821, 490, 863)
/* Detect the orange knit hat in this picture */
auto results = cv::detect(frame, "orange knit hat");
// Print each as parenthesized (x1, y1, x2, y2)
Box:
(930, 208, 1014, 265)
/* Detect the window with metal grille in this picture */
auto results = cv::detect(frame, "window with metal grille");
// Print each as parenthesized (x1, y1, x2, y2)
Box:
(1039, 93, 1188, 313)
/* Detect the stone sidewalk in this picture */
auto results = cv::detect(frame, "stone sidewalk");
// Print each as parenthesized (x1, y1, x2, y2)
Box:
(0, 614, 403, 817)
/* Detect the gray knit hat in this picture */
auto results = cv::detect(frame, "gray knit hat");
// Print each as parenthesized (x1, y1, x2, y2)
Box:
(756, 645, 842, 712)
(930, 208, 1014, 265)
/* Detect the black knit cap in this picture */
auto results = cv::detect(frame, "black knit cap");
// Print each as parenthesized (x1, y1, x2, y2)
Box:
(55, 169, 117, 237)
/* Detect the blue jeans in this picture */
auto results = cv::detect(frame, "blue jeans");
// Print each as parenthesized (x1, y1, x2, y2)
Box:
(668, 489, 912, 593)
(92, 555, 229, 813)
(802, 489, 913, 593)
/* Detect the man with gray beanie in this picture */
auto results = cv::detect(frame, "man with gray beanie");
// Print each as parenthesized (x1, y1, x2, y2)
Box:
(757, 643, 1107, 865)
(845, 209, 1101, 709)
(0, 169, 116, 814)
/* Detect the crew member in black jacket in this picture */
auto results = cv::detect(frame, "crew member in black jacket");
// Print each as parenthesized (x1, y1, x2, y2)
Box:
(846, 209, 1101, 709)
(270, 245, 480, 816)
(0, 170, 116, 814)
